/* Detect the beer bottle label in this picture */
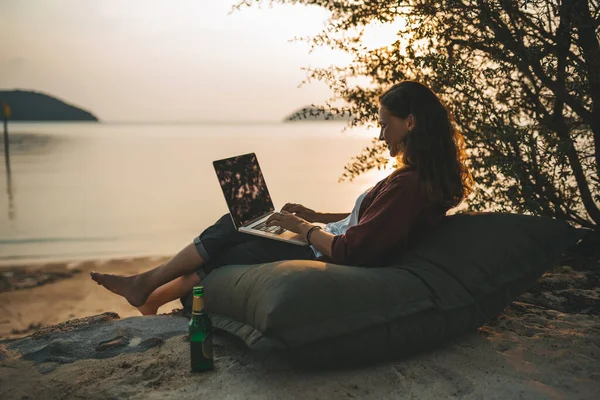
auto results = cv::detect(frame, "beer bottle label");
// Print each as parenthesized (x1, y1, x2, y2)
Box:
(192, 296, 205, 313)
(202, 333, 213, 360)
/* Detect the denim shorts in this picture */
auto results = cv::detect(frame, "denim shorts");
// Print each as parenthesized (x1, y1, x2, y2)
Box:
(192, 213, 316, 279)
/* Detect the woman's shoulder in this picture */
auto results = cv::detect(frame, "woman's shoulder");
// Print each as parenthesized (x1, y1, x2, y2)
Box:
(382, 167, 419, 188)
(365, 168, 420, 200)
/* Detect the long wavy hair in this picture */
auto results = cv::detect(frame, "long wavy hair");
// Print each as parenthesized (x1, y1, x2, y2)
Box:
(380, 81, 473, 209)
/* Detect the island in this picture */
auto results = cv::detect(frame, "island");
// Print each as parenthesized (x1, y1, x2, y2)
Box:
(0, 90, 98, 121)
(283, 106, 351, 122)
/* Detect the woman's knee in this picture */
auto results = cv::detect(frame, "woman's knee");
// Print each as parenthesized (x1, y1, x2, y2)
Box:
(208, 213, 237, 235)
(193, 213, 246, 262)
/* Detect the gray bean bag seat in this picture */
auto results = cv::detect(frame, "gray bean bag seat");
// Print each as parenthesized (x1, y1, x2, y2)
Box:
(182, 212, 586, 366)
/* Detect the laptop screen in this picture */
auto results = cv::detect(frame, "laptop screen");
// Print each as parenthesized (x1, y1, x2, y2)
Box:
(213, 153, 275, 229)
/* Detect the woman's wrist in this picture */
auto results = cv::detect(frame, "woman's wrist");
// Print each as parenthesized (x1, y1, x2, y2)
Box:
(302, 225, 334, 258)
(300, 222, 322, 243)
(305, 225, 322, 244)
(300, 222, 316, 238)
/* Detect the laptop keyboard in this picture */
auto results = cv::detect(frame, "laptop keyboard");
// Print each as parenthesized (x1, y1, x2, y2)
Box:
(253, 220, 285, 235)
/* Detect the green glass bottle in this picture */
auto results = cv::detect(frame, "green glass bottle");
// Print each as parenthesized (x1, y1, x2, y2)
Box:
(189, 285, 214, 372)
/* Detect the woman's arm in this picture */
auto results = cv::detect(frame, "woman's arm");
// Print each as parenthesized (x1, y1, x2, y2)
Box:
(297, 223, 335, 258)
(313, 212, 351, 224)
(282, 203, 350, 224)
(265, 214, 335, 258)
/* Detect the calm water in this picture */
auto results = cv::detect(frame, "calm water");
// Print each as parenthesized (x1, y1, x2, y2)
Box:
(0, 122, 386, 265)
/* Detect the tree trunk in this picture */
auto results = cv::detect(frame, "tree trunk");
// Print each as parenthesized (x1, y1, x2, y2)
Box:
(573, 0, 600, 179)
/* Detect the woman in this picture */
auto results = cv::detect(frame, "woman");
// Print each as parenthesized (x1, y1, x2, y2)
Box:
(91, 81, 472, 315)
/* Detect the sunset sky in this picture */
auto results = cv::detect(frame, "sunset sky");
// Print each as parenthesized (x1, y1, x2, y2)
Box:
(1, 0, 360, 122)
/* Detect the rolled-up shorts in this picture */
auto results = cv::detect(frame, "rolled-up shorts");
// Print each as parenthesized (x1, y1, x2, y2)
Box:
(192, 213, 317, 279)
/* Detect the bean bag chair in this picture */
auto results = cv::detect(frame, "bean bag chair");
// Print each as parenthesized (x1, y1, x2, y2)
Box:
(182, 212, 587, 366)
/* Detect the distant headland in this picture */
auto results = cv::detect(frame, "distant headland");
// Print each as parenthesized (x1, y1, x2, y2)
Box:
(283, 106, 351, 122)
(0, 90, 98, 122)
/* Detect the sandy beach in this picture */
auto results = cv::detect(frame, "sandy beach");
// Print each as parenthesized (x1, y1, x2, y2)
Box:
(1, 252, 599, 399)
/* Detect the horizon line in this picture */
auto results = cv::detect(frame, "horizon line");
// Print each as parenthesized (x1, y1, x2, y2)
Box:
(9, 119, 349, 125)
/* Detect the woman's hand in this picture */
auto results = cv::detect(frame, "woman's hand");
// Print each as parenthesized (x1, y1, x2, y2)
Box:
(266, 211, 311, 235)
(281, 203, 319, 223)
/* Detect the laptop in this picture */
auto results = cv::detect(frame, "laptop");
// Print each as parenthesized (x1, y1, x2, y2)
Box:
(213, 152, 309, 246)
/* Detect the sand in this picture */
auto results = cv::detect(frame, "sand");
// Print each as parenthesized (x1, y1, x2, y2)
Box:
(0, 256, 174, 339)
(0, 254, 599, 399)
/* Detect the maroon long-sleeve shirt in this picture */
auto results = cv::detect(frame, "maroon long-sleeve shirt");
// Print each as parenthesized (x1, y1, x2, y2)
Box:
(320, 168, 447, 267)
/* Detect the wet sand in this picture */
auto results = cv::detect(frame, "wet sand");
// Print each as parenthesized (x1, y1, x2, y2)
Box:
(0, 256, 175, 339)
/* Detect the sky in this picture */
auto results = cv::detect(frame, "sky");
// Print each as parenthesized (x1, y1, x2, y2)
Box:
(0, 0, 360, 122)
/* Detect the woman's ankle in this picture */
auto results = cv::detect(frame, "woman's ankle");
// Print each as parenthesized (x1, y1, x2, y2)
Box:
(137, 303, 158, 315)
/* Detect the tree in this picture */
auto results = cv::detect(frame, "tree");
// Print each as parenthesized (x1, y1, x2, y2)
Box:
(237, 0, 600, 229)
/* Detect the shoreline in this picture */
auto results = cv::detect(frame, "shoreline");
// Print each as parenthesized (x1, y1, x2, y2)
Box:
(0, 255, 175, 340)
(0, 254, 175, 293)
(0, 252, 174, 269)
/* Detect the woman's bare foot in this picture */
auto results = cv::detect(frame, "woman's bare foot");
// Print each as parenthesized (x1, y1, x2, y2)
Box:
(90, 272, 149, 307)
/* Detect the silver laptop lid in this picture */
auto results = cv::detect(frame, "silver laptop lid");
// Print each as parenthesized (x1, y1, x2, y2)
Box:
(213, 153, 276, 229)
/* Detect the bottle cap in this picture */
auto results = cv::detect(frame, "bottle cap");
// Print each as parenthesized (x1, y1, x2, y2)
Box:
(193, 286, 204, 296)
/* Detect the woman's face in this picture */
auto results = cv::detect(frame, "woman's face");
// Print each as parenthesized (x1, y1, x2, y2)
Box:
(378, 105, 415, 157)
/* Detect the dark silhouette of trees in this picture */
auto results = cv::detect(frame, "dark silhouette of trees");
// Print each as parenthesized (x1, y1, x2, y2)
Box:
(0, 91, 98, 121)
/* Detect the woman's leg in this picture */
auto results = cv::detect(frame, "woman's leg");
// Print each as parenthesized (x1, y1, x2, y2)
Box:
(137, 272, 202, 315)
(91, 242, 204, 307)
(180, 237, 317, 309)
(90, 214, 258, 307)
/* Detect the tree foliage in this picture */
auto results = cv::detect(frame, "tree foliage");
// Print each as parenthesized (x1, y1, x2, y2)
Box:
(237, 0, 600, 229)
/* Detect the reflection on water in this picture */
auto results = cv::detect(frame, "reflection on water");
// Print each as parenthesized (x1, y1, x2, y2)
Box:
(214, 153, 275, 228)
(1, 132, 64, 154)
(1, 132, 68, 224)
(5, 170, 14, 221)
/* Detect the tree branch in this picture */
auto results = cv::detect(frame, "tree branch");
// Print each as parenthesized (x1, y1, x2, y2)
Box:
(479, 2, 595, 127)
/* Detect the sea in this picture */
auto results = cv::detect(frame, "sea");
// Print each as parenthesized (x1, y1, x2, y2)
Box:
(0, 121, 389, 266)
